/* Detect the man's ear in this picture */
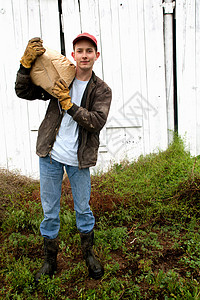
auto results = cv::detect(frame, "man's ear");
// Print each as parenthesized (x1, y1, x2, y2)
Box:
(96, 52, 100, 60)
(71, 51, 75, 60)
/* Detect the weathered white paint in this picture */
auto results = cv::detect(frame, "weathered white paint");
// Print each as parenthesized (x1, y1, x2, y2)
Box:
(62, 0, 168, 174)
(0, 0, 60, 177)
(176, 0, 200, 156)
(1, 0, 199, 178)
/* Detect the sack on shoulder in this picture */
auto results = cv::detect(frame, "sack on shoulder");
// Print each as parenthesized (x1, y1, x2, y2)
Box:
(30, 48, 76, 96)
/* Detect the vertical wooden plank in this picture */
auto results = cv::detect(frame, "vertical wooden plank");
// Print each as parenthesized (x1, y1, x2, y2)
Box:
(25, 0, 42, 135)
(0, 1, 9, 169)
(117, 0, 141, 107)
(39, 0, 61, 51)
(62, 0, 82, 58)
(136, 0, 151, 155)
(97, 0, 122, 155)
(97, 0, 124, 149)
(0, 68, 9, 169)
(27, 0, 41, 37)
(78, 0, 103, 78)
(117, 0, 144, 159)
(142, 0, 168, 152)
(176, 0, 196, 155)
(98, 0, 122, 94)
(196, 0, 200, 154)
(0, 0, 33, 175)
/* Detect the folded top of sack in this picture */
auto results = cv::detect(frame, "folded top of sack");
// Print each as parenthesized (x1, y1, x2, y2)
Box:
(30, 48, 76, 96)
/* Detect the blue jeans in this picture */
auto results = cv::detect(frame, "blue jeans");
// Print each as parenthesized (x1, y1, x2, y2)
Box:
(39, 156, 95, 239)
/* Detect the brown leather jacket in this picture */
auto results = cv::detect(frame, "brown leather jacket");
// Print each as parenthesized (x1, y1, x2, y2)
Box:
(15, 66, 112, 169)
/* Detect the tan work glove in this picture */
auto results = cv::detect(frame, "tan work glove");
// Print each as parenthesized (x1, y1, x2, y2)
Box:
(52, 79, 73, 110)
(20, 37, 46, 68)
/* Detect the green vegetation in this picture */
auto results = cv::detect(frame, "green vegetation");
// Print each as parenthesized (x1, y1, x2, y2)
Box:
(0, 135, 200, 299)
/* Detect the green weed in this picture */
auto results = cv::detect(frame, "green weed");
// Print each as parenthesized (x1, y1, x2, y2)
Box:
(1, 134, 200, 299)
(2, 201, 42, 235)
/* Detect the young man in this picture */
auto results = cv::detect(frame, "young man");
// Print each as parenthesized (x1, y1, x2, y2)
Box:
(15, 33, 112, 281)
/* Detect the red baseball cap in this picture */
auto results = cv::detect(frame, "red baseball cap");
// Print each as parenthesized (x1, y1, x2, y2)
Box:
(73, 32, 97, 49)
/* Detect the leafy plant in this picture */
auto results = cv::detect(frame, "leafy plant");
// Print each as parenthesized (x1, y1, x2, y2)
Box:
(0, 134, 200, 299)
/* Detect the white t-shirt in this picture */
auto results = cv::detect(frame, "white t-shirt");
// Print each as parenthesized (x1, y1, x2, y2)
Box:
(51, 78, 88, 166)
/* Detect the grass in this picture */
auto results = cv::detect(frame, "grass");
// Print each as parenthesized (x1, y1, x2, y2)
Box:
(0, 134, 200, 299)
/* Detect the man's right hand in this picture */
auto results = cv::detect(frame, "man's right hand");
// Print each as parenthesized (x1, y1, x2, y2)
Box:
(20, 37, 46, 69)
(52, 79, 73, 111)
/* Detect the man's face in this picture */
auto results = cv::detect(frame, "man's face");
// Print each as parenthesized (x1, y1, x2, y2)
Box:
(71, 39, 100, 72)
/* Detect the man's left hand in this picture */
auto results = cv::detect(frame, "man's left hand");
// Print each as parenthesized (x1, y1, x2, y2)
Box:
(52, 79, 73, 110)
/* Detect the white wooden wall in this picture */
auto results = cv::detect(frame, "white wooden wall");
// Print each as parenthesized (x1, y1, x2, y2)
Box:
(62, 0, 168, 172)
(1, 0, 198, 178)
(176, 0, 200, 156)
(0, 0, 61, 178)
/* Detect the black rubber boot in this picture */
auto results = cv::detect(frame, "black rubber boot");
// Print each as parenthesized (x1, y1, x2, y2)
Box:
(80, 230, 104, 279)
(35, 237, 59, 283)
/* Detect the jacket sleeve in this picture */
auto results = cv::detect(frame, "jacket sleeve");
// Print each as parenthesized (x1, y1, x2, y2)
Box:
(15, 65, 51, 100)
(68, 82, 112, 133)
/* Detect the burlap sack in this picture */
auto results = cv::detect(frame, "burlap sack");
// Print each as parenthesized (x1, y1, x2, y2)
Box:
(30, 48, 76, 96)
